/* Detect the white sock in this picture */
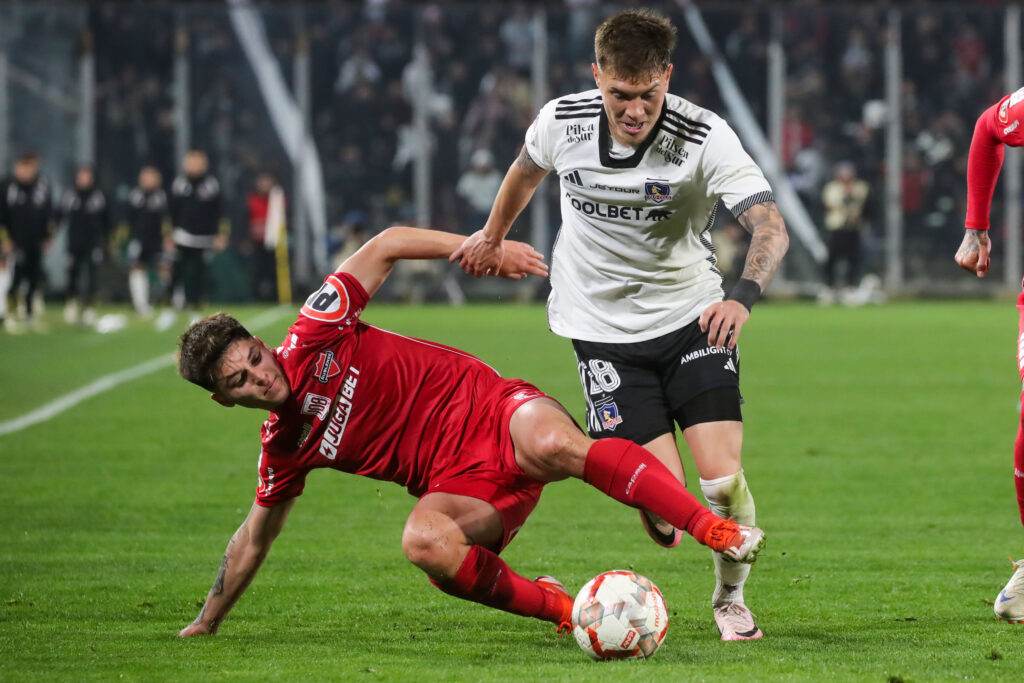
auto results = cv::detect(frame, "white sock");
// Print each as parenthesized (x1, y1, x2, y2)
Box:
(700, 470, 756, 607)
(129, 269, 150, 314)
(0, 261, 9, 318)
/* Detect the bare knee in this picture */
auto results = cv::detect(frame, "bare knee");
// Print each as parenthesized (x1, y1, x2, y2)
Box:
(519, 426, 590, 480)
(401, 511, 465, 579)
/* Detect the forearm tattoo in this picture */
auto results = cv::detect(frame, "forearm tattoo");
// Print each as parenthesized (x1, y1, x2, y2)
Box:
(737, 201, 789, 290)
(212, 553, 228, 596)
(956, 229, 990, 261)
(513, 145, 543, 174)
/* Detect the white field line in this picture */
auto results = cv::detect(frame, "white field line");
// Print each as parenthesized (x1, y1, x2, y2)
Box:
(0, 307, 291, 437)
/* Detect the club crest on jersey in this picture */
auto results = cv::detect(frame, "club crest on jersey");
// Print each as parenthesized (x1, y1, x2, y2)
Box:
(596, 399, 624, 431)
(314, 350, 341, 383)
(644, 179, 671, 204)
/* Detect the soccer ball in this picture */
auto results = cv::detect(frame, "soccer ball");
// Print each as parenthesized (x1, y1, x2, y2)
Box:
(571, 570, 669, 660)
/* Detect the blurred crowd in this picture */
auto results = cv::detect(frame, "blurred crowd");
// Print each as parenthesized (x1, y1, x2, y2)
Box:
(0, 2, 1018, 325)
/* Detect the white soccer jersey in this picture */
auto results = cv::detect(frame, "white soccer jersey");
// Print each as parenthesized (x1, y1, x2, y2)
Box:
(525, 88, 773, 343)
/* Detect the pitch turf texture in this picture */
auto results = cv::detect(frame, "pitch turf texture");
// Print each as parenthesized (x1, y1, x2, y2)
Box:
(2, 301, 1022, 681)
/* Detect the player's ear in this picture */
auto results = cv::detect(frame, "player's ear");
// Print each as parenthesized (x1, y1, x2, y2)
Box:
(210, 393, 235, 408)
(664, 63, 673, 83)
(591, 63, 600, 84)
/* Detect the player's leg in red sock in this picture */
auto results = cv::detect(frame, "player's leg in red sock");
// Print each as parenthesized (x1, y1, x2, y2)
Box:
(429, 545, 568, 623)
(582, 437, 717, 540)
(402, 494, 566, 624)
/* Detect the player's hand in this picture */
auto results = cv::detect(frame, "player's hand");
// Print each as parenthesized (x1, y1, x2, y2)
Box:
(450, 230, 504, 278)
(699, 300, 750, 350)
(178, 621, 215, 637)
(954, 228, 991, 278)
(497, 241, 547, 280)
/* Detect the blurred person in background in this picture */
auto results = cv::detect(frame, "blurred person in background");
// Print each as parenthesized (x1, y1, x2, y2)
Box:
(456, 149, 503, 234)
(0, 152, 53, 331)
(59, 165, 110, 326)
(954, 87, 1024, 625)
(819, 161, 869, 305)
(244, 172, 285, 303)
(169, 150, 224, 318)
(126, 165, 169, 317)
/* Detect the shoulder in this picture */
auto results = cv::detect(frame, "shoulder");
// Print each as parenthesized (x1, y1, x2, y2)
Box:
(994, 87, 1024, 144)
(129, 188, 144, 205)
(663, 94, 719, 145)
(171, 176, 189, 194)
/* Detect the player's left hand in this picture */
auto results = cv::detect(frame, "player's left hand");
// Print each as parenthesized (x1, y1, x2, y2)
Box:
(178, 621, 214, 637)
(699, 300, 750, 349)
(954, 228, 991, 278)
(497, 241, 547, 280)
(450, 230, 504, 278)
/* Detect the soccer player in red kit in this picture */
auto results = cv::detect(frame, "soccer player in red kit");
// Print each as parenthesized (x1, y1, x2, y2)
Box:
(176, 226, 766, 638)
(955, 86, 1024, 623)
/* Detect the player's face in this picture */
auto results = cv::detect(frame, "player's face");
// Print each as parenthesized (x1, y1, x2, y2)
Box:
(592, 64, 672, 147)
(213, 338, 290, 410)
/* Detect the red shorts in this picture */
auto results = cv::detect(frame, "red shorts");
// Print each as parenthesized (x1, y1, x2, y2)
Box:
(426, 378, 551, 552)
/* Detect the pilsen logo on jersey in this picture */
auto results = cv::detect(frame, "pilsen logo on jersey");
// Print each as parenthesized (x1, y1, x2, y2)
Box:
(644, 179, 672, 204)
(314, 350, 341, 383)
(319, 366, 361, 461)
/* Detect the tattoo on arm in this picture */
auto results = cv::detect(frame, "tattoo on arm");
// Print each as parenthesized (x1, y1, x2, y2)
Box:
(736, 201, 790, 290)
(212, 554, 228, 596)
(956, 229, 990, 259)
(513, 146, 543, 174)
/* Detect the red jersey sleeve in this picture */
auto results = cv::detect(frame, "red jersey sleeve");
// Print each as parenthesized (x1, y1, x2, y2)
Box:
(255, 448, 309, 507)
(291, 272, 370, 342)
(965, 88, 1024, 230)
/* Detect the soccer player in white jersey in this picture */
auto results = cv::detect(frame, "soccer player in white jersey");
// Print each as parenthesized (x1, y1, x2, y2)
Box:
(453, 9, 789, 641)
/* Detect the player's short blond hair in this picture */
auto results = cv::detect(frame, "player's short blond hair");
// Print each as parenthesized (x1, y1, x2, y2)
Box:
(594, 8, 676, 83)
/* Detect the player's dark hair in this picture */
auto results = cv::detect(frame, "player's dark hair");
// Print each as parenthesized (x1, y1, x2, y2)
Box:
(15, 151, 39, 164)
(178, 313, 253, 392)
(594, 8, 676, 82)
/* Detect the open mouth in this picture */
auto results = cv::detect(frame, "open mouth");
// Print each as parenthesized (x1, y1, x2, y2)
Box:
(622, 121, 644, 135)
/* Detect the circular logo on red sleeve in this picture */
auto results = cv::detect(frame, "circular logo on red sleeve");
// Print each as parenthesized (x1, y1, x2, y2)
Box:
(300, 276, 350, 322)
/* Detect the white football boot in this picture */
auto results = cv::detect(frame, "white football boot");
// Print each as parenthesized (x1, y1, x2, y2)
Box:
(994, 558, 1024, 624)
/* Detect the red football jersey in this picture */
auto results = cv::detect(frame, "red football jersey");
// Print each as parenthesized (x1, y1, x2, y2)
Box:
(965, 87, 1024, 230)
(255, 272, 536, 506)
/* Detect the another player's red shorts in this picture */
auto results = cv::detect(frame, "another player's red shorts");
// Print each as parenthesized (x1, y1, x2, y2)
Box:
(426, 378, 552, 552)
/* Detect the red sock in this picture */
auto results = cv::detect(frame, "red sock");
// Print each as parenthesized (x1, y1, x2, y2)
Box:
(1015, 402, 1024, 530)
(431, 545, 563, 623)
(583, 438, 716, 539)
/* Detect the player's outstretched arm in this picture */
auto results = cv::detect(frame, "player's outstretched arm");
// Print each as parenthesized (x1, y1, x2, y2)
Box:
(179, 499, 294, 637)
(958, 106, 1005, 278)
(700, 200, 789, 349)
(340, 226, 547, 297)
(451, 146, 550, 277)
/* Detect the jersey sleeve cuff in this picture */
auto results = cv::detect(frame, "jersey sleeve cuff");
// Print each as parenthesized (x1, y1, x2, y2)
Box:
(729, 190, 774, 217)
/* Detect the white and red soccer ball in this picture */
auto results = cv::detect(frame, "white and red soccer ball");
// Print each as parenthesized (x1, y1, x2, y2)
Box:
(571, 570, 669, 660)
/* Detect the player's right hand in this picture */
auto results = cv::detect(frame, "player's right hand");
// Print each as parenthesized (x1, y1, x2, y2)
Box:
(954, 228, 991, 278)
(498, 241, 548, 280)
(450, 230, 504, 278)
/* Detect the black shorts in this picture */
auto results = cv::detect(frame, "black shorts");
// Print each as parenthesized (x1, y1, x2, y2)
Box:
(572, 319, 743, 443)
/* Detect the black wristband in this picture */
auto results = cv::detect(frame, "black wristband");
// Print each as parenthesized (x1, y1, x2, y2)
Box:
(727, 278, 761, 311)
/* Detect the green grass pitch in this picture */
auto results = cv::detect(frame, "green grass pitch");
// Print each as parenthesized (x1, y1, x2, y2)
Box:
(1, 300, 1022, 681)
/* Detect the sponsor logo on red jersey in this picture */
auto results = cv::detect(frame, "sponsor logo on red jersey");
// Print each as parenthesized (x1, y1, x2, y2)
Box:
(319, 366, 361, 461)
(301, 392, 332, 420)
(314, 350, 341, 383)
